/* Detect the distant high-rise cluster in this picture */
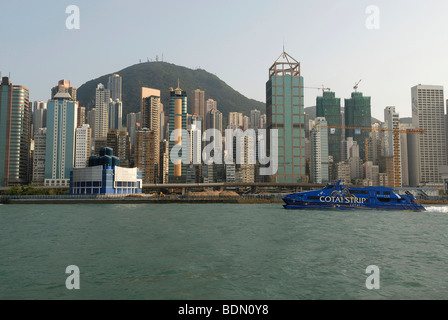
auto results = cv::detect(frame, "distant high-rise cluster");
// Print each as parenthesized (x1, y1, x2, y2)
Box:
(2, 55, 448, 190)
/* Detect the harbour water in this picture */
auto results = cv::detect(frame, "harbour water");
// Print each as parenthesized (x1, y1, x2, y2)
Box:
(1, 203, 448, 300)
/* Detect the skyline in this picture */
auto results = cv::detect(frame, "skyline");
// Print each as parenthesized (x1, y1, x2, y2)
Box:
(2, 0, 448, 120)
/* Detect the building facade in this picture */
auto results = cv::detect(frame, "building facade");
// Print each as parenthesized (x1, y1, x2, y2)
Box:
(0, 77, 31, 186)
(411, 85, 447, 185)
(44, 92, 78, 187)
(94, 83, 111, 138)
(266, 50, 306, 183)
(344, 92, 371, 161)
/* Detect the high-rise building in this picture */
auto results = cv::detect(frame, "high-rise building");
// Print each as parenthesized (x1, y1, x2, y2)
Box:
(168, 83, 188, 182)
(141, 87, 161, 180)
(94, 83, 111, 138)
(266, 50, 306, 183)
(242, 115, 249, 130)
(108, 99, 122, 130)
(75, 124, 92, 168)
(344, 92, 371, 160)
(383, 106, 401, 187)
(117, 128, 132, 168)
(228, 112, 243, 129)
(412, 84, 447, 185)
(126, 112, 140, 149)
(108, 74, 122, 101)
(32, 128, 46, 184)
(316, 91, 342, 163)
(44, 92, 78, 186)
(310, 117, 329, 183)
(189, 118, 202, 165)
(135, 128, 157, 183)
(250, 109, 261, 130)
(206, 99, 217, 113)
(77, 106, 86, 128)
(87, 108, 96, 140)
(0, 77, 31, 186)
(192, 89, 205, 126)
(51, 80, 77, 101)
(206, 108, 223, 133)
(33, 101, 47, 136)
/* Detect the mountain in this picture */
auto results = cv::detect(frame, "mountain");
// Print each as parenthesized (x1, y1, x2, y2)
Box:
(304, 106, 381, 124)
(77, 61, 265, 119)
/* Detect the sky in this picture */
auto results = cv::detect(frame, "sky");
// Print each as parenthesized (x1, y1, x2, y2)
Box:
(2, 0, 448, 120)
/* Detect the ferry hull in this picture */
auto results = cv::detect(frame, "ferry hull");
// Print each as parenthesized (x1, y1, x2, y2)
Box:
(282, 181, 426, 212)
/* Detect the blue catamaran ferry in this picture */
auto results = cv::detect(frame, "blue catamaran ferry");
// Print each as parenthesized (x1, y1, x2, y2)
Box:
(283, 180, 426, 211)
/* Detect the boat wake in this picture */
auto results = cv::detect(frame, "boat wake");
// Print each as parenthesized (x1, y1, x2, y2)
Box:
(423, 206, 448, 213)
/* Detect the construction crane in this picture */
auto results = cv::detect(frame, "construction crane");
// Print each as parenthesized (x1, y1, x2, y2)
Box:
(353, 79, 362, 92)
(315, 122, 425, 187)
(304, 86, 331, 94)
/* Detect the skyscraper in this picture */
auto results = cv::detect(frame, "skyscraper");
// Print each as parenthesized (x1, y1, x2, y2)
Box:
(94, 83, 110, 138)
(344, 92, 371, 161)
(206, 99, 217, 113)
(108, 99, 123, 130)
(0, 77, 31, 186)
(316, 91, 342, 163)
(310, 117, 329, 183)
(108, 74, 122, 101)
(135, 128, 157, 183)
(33, 101, 47, 135)
(44, 92, 78, 186)
(126, 112, 140, 150)
(250, 109, 261, 130)
(168, 83, 188, 182)
(75, 124, 92, 168)
(32, 128, 46, 184)
(412, 84, 447, 185)
(51, 79, 77, 101)
(228, 112, 243, 129)
(141, 88, 161, 181)
(205, 108, 223, 133)
(266, 50, 306, 183)
(383, 106, 401, 187)
(192, 89, 205, 120)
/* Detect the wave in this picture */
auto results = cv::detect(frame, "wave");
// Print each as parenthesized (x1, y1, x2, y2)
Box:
(423, 206, 448, 213)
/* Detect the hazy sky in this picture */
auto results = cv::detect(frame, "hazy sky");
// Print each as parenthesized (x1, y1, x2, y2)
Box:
(2, 0, 448, 120)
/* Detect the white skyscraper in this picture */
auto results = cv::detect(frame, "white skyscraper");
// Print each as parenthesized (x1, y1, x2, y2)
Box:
(189, 120, 202, 164)
(95, 83, 110, 138)
(75, 124, 92, 168)
(310, 117, 329, 183)
(384, 106, 401, 187)
(411, 85, 447, 185)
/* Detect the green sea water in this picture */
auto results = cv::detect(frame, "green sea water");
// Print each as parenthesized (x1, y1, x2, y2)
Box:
(1, 203, 448, 300)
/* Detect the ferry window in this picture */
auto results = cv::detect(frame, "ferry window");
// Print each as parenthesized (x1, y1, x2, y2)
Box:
(376, 191, 380, 194)
(378, 198, 390, 202)
(384, 191, 390, 195)
(307, 196, 321, 200)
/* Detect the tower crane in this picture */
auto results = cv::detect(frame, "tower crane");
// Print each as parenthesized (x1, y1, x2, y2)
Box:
(353, 79, 362, 92)
(304, 86, 331, 94)
(315, 122, 424, 187)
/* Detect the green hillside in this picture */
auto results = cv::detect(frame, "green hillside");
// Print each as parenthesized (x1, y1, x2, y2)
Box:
(77, 61, 265, 118)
